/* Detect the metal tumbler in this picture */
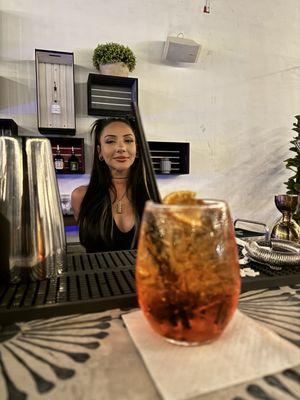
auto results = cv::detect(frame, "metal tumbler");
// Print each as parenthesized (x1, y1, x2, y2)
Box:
(0, 136, 66, 283)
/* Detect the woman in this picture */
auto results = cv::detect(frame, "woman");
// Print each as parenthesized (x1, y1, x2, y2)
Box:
(71, 117, 151, 253)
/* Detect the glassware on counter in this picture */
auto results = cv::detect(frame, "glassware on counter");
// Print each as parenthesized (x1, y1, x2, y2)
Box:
(271, 194, 300, 243)
(136, 200, 241, 346)
(60, 194, 72, 215)
(0, 136, 66, 283)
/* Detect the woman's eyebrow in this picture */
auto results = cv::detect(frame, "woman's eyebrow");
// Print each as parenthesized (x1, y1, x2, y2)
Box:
(103, 133, 134, 139)
(103, 134, 117, 138)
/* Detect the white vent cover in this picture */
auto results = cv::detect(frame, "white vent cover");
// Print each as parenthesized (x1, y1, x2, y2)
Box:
(162, 36, 201, 63)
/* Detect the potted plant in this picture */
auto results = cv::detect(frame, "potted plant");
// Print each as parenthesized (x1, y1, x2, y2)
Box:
(92, 42, 136, 77)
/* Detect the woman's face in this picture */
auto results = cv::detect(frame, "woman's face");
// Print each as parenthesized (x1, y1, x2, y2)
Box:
(97, 121, 137, 176)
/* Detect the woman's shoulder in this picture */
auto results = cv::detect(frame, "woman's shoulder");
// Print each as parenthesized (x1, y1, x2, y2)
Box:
(71, 185, 88, 199)
(71, 185, 88, 220)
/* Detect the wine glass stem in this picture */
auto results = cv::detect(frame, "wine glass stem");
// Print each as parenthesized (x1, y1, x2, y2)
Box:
(282, 211, 291, 222)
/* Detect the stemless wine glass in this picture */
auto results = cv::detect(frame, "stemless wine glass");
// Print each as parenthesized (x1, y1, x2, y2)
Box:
(136, 200, 241, 346)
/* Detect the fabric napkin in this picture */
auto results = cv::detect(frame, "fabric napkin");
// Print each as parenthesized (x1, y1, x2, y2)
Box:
(122, 309, 300, 400)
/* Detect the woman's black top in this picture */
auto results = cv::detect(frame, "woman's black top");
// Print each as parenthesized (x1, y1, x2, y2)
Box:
(84, 219, 136, 253)
(79, 186, 150, 253)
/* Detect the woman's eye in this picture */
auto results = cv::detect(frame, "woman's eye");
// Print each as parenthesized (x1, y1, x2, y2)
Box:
(105, 140, 115, 144)
(125, 139, 134, 144)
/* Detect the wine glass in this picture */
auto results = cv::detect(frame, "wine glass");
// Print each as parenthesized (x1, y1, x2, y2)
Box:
(136, 200, 241, 346)
(271, 194, 300, 242)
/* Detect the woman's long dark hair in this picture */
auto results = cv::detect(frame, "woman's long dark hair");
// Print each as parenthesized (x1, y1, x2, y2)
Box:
(78, 117, 151, 250)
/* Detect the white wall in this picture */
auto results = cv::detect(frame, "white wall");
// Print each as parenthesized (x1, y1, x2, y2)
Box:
(1, 0, 300, 227)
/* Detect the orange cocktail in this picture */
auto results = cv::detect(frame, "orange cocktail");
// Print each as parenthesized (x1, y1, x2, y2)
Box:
(136, 195, 241, 345)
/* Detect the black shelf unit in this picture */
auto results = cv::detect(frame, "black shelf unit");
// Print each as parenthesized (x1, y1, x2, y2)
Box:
(87, 73, 138, 117)
(149, 141, 190, 175)
(0, 119, 18, 137)
(50, 137, 85, 174)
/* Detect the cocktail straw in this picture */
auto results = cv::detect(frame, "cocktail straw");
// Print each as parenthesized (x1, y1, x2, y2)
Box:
(132, 102, 161, 203)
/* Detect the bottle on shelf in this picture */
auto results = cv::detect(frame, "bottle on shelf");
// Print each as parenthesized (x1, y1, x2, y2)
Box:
(53, 145, 64, 173)
(68, 146, 79, 173)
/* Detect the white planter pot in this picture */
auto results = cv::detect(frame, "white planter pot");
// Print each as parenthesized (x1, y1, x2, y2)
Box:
(99, 62, 129, 77)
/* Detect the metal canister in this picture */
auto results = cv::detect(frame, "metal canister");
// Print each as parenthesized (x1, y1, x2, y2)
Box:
(0, 137, 66, 283)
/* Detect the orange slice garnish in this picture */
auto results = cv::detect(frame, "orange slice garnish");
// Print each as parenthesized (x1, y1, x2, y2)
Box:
(162, 191, 205, 226)
(163, 191, 204, 205)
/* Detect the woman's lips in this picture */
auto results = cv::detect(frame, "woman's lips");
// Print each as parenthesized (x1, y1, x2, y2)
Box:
(114, 157, 129, 162)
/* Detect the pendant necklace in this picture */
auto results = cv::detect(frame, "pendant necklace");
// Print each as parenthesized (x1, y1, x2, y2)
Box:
(116, 190, 127, 214)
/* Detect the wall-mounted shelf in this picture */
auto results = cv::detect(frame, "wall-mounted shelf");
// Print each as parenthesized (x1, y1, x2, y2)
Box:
(0, 119, 18, 137)
(148, 141, 190, 175)
(87, 73, 138, 117)
(49, 137, 85, 174)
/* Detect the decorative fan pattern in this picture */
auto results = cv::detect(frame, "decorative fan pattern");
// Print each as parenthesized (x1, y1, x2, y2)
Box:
(229, 285, 300, 400)
(0, 285, 299, 400)
(239, 285, 300, 346)
(0, 313, 111, 399)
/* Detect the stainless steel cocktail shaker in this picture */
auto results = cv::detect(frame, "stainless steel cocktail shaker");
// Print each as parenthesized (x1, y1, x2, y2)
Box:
(0, 136, 66, 283)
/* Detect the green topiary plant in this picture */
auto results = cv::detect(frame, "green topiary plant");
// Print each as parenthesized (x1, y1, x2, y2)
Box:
(284, 115, 300, 220)
(92, 42, 136, 72)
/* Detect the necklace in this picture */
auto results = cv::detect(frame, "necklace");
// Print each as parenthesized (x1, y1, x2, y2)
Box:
(116, 190, 127, 214)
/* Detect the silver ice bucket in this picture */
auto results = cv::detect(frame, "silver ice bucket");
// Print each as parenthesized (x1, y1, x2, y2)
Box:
(0, 136, 66, 283)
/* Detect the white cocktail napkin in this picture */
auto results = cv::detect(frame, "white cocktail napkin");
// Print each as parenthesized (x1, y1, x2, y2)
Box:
(122, 309, 300, 400)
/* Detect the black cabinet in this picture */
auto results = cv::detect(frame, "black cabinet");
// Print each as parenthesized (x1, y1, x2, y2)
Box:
(0, 119, 18, 137)
(87, 73, 138, 117)
(148, 142, 189, 175)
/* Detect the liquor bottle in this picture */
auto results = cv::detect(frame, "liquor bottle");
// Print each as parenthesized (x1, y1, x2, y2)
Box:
(68, 146, 79, 173)
(54, 145, 64, 173)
